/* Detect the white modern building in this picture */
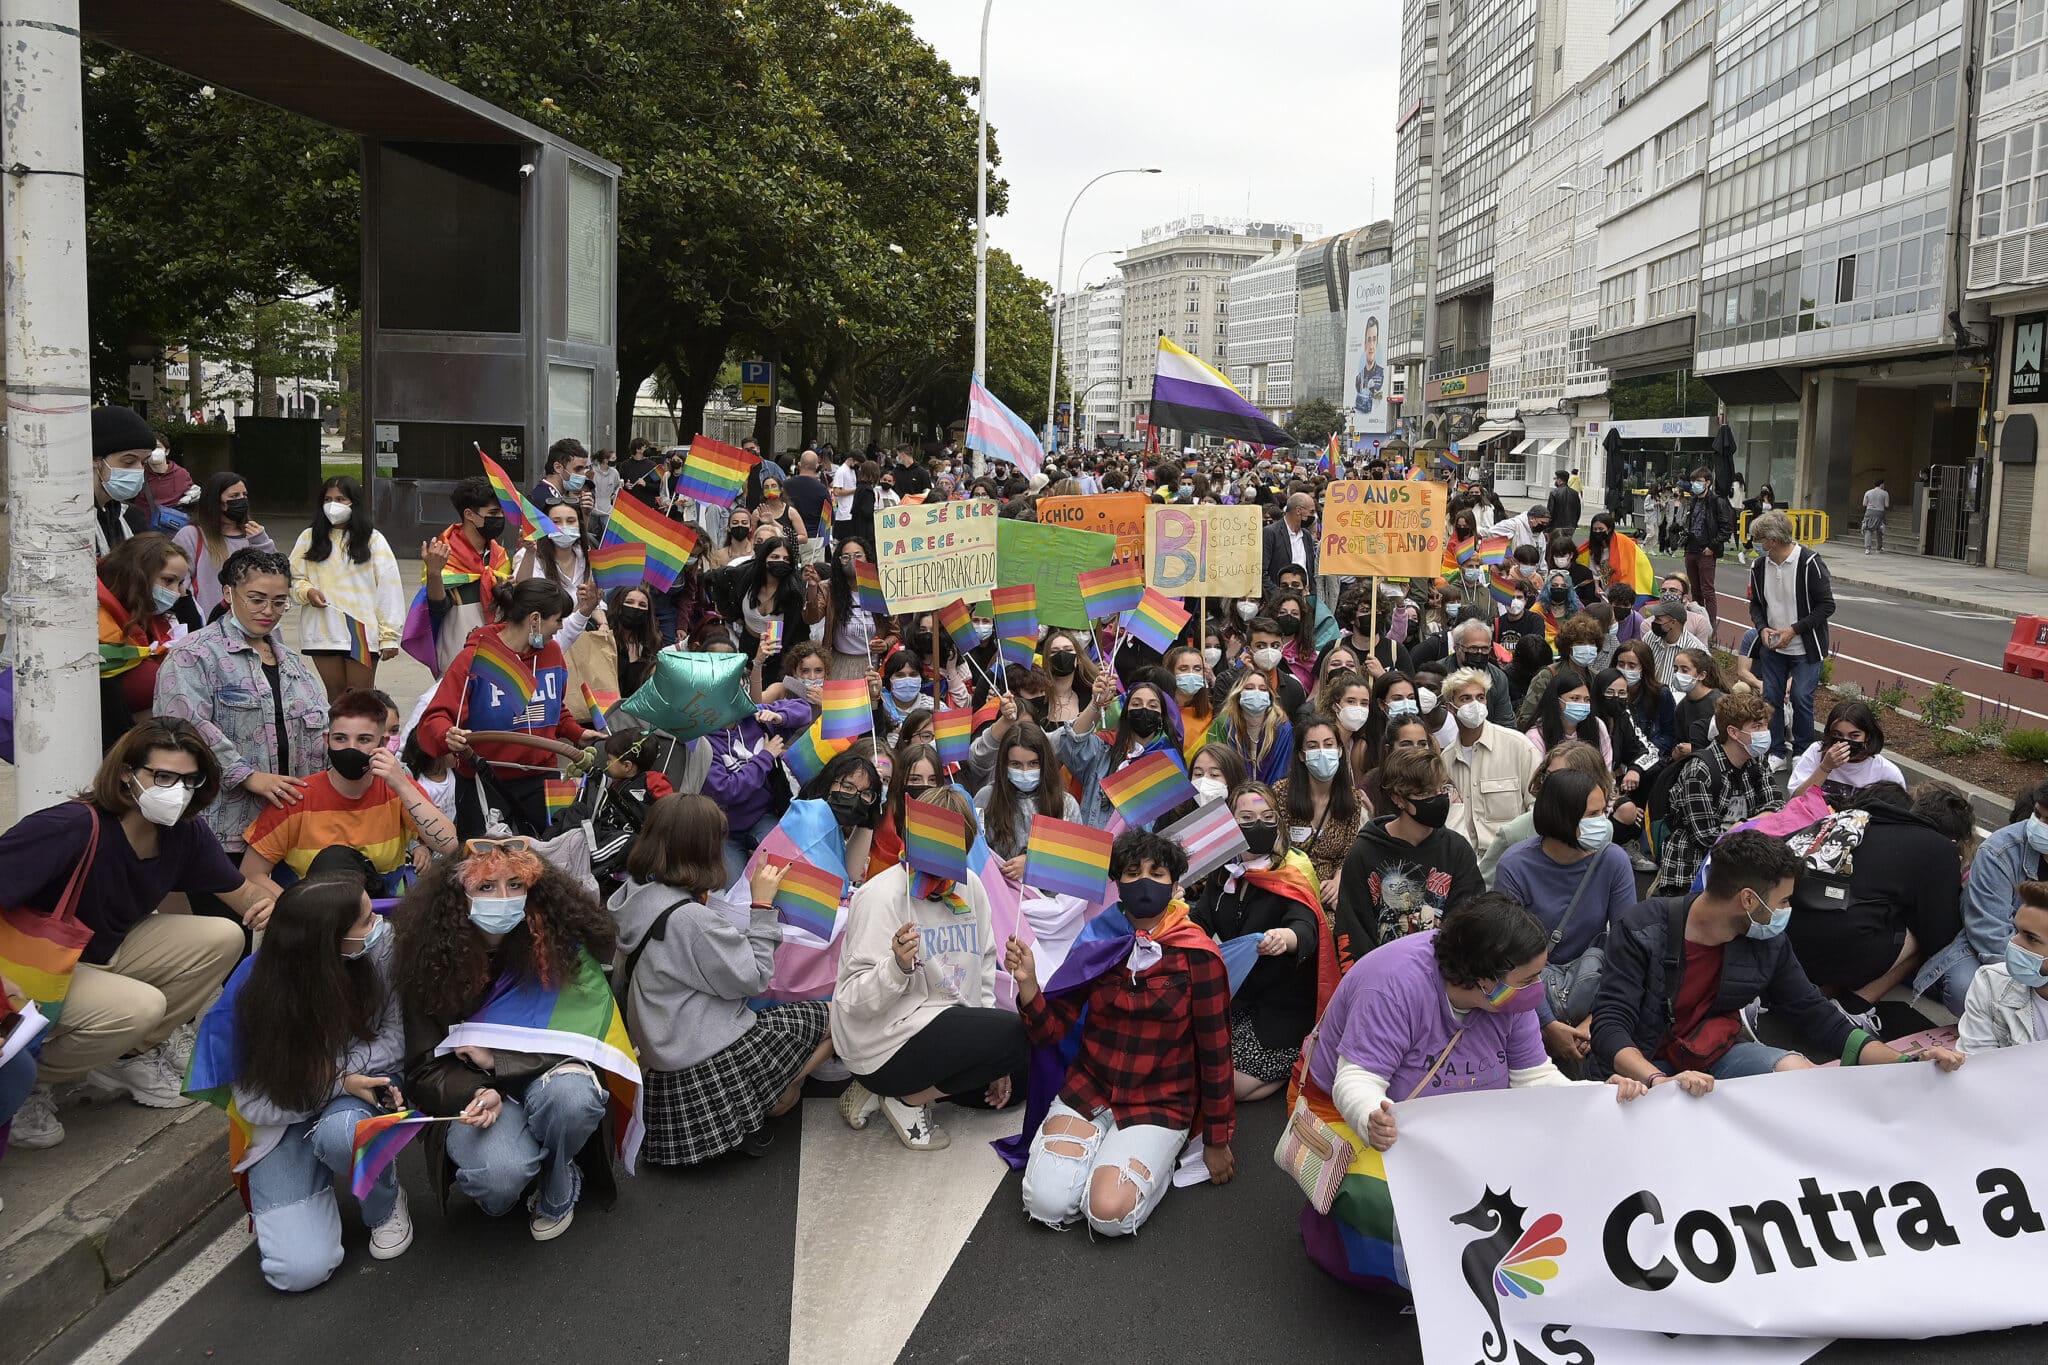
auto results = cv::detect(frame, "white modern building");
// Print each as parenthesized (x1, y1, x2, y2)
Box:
(1226, 244, 1303, 416)
(1388, 0, 1441, 426)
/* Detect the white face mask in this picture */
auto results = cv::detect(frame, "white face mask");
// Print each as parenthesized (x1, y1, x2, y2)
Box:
(1252, 646, 1283, 671)
(1202, 646, 1223, 668)
(1192, 775, 1229, 805)
(1337, 704, 1370, 732)
(1236, 600, 1259, 620)
(1455, 700, 1489, 730)
(1416, 687, 1439, 714)
(322, 500, 352, 527)
(132, 776, 193, 826)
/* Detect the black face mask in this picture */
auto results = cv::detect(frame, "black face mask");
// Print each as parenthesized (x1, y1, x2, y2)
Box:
(614, 606, 648, 629)
(730, 526, 752, 542)
(1118, 878, 1173, 922)
(906, 630, 934, 656)
(1241, 823, 1278, 855)
(765, 559, 793, 579)
(1274, 615, 1301, 637)
(1126, 707, 1164, 739)
(1547, 585, 1570, 605)
(827, 789, 875, 828)
(1831, 736, 1868, 758)
(329, 746, 372, 781)
(1047, 651, 1078, 678)
(222, 497, 250, 523)
(480, 514, 507, 540)
(1023, 697, 1049, 722)
(1404, 792, 1452, 828)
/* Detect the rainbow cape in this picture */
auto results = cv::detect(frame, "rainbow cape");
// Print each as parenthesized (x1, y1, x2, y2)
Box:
(435, 949, 644, 1172)
(181, 955, 265, 1209)
(1578, 528, 1656, 603)
(97, 640, 164, 678)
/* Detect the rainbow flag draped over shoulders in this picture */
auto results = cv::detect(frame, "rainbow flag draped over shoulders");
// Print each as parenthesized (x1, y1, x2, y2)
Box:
(1578, 528, 1656, 603)
(183, 956, 262, 1208)
(97, 640, 165, 678)
(435, 949, 644, 1173)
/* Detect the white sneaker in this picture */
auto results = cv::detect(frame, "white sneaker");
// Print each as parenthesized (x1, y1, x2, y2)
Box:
(160, 1021, 198, 1076)
(528, 1197, 575, 1242)
(87, 1051, 189, 1109)
(1766, 754, 1788, 774)
(880, 1096, 948, 1151)
(838, 1080, 880, 1130)
(368, 1186, 413, 1260)
(10, 1085, 65, 1149)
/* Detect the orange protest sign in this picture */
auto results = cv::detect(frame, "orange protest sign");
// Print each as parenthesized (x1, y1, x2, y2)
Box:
(1317, 480, 1446, 578)
(1037, 493, 1149, 567)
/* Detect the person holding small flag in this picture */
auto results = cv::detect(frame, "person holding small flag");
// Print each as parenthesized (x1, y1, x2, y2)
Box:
(288, 474, 404, 702)
(1055, 674, 1182, 830)
(418, 477, 514, 676)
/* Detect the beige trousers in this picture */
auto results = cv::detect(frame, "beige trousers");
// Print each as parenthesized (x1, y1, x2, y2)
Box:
(36, 914, 244, 1084)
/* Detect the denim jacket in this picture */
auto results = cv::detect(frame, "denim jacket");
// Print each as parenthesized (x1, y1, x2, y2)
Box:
(154, 618, 328, 851)
(1915, 821, 2048, 998)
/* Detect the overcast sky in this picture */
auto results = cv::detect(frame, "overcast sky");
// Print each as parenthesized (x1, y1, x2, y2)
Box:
(891, 0, 1401, 296)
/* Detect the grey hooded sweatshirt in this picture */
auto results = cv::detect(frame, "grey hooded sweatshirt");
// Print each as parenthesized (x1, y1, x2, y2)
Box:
(608, 877, 782, 1072)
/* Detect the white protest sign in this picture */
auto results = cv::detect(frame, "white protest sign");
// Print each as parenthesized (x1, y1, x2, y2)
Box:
(1384, 1045, 2048, 1356)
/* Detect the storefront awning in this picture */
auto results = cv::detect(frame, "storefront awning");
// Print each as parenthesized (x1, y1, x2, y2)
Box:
(1461, 423, 1523, 449)
(1536, 437, 1568, 457)
(1509, 437, 1540, 457)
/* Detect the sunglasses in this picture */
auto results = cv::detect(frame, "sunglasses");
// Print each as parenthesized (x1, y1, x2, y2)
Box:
(463, 836, 535, 856)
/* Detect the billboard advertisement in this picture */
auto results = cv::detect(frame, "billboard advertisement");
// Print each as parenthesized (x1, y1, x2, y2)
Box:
(1344, 264, 1392, 439)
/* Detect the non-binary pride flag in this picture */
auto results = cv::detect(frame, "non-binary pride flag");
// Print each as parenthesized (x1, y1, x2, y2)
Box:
(589, 539, 647, 593)
(603, 492, 698, 593)
(1076, 561, 1144, 621)
(1148, 336, 1295, 447)
(676, 436, 758, 509)
(1120, 587, 1191, 654)
(817, 678, 871, 741)
(1099, 749, 1195, 830)
(1022, 816, 1114, 902)
(965, 376, 1044, 478)
(771, 858, 845, 942)
(902, 798, 969, 882)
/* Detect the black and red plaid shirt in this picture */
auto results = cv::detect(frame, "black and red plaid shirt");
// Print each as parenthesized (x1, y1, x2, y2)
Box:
(1021, 941, 1236, 1148)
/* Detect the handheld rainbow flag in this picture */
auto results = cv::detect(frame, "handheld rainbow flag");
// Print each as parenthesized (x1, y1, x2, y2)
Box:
(1119, 587, 1192, 654)
(818, 678, 871, 741)
(341, 613, 377, 666)
(936, 598, 979, 656)
(972, 695, 1002, 730)
(348, 1109, 447, 1199)
(1099, 749, 1195, 830)
(476, 445, 559, 542)
(469, 631, 537, 709)
(602, 492, 698, 592)
(589, 538, 648, 593)
(931, 707, 973, 768)
(544, 778, 582, 822)
(990, 584, 1038, 647)
(784, 716, 854, 786)
(901, 797, 968, 882)
(771, 858, 845, 942)
(676, 436, 758, 509)
(1076, 561, 1145, 621)
(96, 641, 163, 678)
(1321, 431, 1338, 476)
(1022, 816, 1114, 902)
(758, 617, 785, 657)
(852, 558, 888, 615)
(582, 683, 619, 733)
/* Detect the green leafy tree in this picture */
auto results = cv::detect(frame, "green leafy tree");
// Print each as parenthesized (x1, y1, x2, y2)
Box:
(1286, 398, 1343, 448)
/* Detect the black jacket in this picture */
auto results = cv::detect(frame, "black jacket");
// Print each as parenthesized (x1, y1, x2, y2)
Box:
(1588, 895, 1857, 1079)
(1546, 484, 1582, 530)
(1261, 517, 1319, 590)
(1746, 545, 1836, 660)
(1190, 873, 1320, 1050)
(1683, 491, 1737, 553)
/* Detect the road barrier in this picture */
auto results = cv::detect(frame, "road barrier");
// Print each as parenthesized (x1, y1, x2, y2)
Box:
(1737, 507, 1831, 546)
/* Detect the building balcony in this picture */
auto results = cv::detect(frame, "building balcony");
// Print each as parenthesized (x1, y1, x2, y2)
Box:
(1429, 346, 1491, 380)
(1589, 315, 1695, 380)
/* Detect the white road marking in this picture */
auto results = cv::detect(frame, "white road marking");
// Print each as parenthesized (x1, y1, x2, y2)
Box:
(1930, 611, 2014, 621)
(69, 1218, 252, 1365)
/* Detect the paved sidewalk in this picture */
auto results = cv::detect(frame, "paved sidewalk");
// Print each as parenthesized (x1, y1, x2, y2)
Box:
(1816, 538, 2035, 619)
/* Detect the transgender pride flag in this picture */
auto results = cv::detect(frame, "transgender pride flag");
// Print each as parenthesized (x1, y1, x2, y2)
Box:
(965, 377, 1044, 477)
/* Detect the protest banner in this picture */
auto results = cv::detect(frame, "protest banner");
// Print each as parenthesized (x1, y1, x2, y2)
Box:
(874, 498, 1000, 613)
(995, 520, 1116, 628)
(1383, 1045, 2048, 1361)
(1144, 504, 1260, 596)
(1038, 493, 1149, 568)
(1318, 479, 1445, 578)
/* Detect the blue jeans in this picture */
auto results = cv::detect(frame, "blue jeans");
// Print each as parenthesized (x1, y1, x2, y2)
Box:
(1658, 1040, 1794, 1081)
(1914, 934, 1983, 1018)
(445, 1063, 606, 1220)
(244, 1095, 398, 1292)
(722, 809, 781, 886)
(1757, 647, 1823, 757)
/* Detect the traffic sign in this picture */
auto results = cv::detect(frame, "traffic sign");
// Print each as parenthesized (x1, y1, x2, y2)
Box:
(741, 360, 775, 407)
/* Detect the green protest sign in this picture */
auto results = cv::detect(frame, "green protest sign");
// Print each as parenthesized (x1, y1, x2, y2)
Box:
(993, 520, 1116, 628)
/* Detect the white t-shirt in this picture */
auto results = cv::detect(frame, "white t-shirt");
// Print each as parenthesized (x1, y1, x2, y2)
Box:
(830, 461, 857, 521)
(1788, 746, 1905, 793)
(1760, 552, 1805, 655)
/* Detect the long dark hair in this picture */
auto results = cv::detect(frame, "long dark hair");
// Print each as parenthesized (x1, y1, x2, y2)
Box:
(303, 474, 376, 565)
(829, 537, 873, 626)
(982, 721, 1065, 858)
(192, 470, 250, 566)
(492, 577, 573, 627)
(886, 741, 946, 838)
(1534, 667, 1604, 751)
(234, 876, 382, 1113)
(1108, 679, 1177, 760)
(740, 535, 804, 615)
(391, 849, 615, 1025)
(1285, 714, 1360, 829)
(604, 584, 661, 663)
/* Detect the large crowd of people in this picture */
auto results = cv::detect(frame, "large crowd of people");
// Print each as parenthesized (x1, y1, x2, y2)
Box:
(7, 408, 2043, 1305)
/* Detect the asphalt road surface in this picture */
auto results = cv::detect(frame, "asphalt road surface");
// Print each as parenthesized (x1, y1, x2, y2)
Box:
(32, 1092, 2048, 1365)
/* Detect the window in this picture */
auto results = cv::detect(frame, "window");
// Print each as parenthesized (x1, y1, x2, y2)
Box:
(1835, 255, 1857, 302)
(1976, 124, 2048, 242)
(1654, 109, 1709, 191)
(1600, 271, 1638, 331)
(1646, 248, 1700, 320)
(1987, 0, 2048, 95)
(1604, 145, 1647, 217)
(1662, 0, 1715, 72)
(565, 162, 613, 345)
(1615, 36, 1652, 109)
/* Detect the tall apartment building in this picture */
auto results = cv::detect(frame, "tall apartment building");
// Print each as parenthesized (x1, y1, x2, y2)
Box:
(1695, 0, 1974, 538)
(1052, 281, 1125, 442)
(1967, 0, 2048, 573)
(1226, 223, 1398, 418)
(1491, 68, 1615, 490)
(1117, 217, 1316, 439)
(1227, 246, 1303, 415)
(1389, 0, 1443, 420)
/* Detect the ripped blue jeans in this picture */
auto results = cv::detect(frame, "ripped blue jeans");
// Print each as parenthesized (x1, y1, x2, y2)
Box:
(445, 1062, 607, 1220)
(1020, 1098, 1186, 1238)
(245, 1095, 397, 1293)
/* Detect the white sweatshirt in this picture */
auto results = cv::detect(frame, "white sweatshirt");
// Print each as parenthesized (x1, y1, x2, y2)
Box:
(830, 863, 998, 1075)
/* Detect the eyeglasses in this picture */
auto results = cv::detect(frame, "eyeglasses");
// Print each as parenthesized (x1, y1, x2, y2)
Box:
(133, 764, 205, 791)
(463, 836, 535, 856)
(829, 778, 871, 797)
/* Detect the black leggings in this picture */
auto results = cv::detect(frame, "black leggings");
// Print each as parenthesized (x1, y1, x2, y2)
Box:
(853, 1006, 1029, 1102)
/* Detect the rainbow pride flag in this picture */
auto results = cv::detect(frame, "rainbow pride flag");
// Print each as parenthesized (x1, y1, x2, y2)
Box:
(589, 539, 647, 593)
(990, 584, 1038, 667)
(470, 630, 537, 709)
(771, 858, 845, 943)
(342, 613, 377, 666)
(544, 777, 582, 822)
(1119, 587, 1191, 654)
(436, 949, 644, 1171)
(818, 677, 870, 741)
(96, 641, 163, 678)
(603, 492, 698, 592)
(1022, 816, 1113, 902)
(972, 696, 1002, 730)
(853, 558, 888, 615)
(902, 797, 968, 882)
(582, 683, 619, 733)
(1076, 561, 1144, 621)
(181, 956, 261, 1208)
(677, 436, 757, 509)
(1579, 527, 1656, 603)
(936, 598, 979, 656)
(348, 1110, 439, 1199)
(931, 706, 972, 768)
(784, 716, 854, 787)
(1099, 749, 1194, 829)
(759, 617, 785, 657)
(477, 445, 558, 542)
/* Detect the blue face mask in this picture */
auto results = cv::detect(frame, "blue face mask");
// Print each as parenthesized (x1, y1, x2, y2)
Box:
(1745, 729, 1773, 760)
(1744, 893, 1791, 940)
(1007, 765, 1042, 793)
(467, 894, 528, 935)
(564, 472, 588, 491)
(1562, 700, 1592, 724)
(889, 677, 924, 705)
(2027, 815, 2048, 854)
(1304, 748, 1342, 781)
(1570, 645, 1598, 666)
(1577, 815, 1613, 854)
(1690, 480, 1706, 494)
(1239, 689, 1272, 714)
(1386, 698, 1420, 719)
(344, 916, 390, 961)
(2006, 940, 2048, 989)
(102, 465, 146, 501)
(528, 628, 549, 651)
(1175, 671, 1207, 695)
(151, 584, 182, 614)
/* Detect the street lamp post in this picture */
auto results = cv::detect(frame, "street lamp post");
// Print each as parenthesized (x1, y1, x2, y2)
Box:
(1553, 179, 1579, 485)
(972, 0, 994, 477)
(1046, 167, 1160, 452)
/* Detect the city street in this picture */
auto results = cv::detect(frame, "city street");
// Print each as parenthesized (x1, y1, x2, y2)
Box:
(30, 1093, 2048, 1365)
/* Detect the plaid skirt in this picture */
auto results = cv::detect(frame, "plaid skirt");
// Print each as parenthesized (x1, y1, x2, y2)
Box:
(1228, 1001, 1301, 1084)
(642, 1001, 830, 1166)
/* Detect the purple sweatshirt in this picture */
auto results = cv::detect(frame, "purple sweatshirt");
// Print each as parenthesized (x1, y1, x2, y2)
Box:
(701, 698, 813, 832)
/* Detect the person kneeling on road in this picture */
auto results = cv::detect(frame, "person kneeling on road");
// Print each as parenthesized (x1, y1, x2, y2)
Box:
(1591, 831, 1966, 1087)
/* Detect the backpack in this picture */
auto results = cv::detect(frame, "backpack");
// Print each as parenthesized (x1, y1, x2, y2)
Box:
(1782, 809, 1873, 915)
(1642, 752, 1723, 861)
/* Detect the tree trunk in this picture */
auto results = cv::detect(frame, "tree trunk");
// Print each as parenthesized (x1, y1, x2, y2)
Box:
(614, 347, 658, 449)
